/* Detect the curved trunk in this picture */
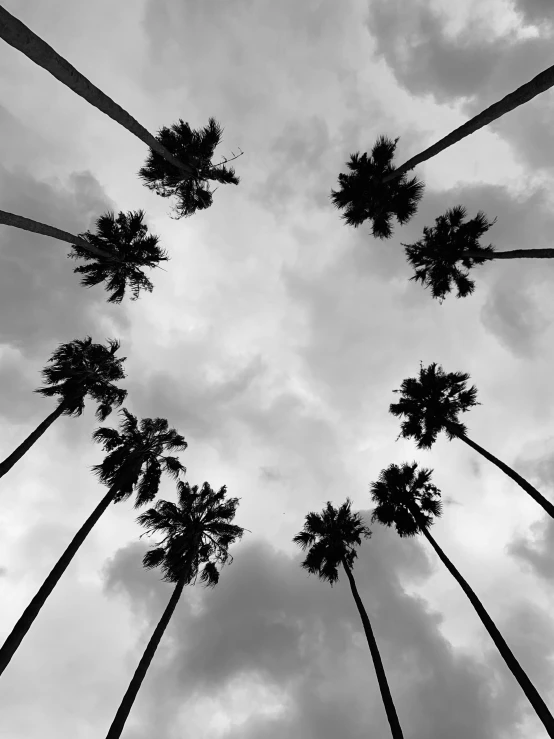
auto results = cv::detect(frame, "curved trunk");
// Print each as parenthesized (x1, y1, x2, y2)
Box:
(447, 425, 554, 520)
(0, 402, 67, 480)
(463, 249, 554, 260)
(342, 559, 404, 739)
(0, 480, 123, 677)
(382, 63, 554, 184)
(104, 577, 187, 739)
(0, 6, 194, 179)
(0, 209, 118, 262)
(415, 519, 554, 737)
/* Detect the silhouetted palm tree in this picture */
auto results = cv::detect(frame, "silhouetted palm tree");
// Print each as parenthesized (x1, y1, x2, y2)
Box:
(294, 499, 404, 739)
(0, 408, 187, 677)
(138, 118, 240, 219)
(330, 135, 424, 239)
(0, 336, 127, 480)
(370, 461, 554, 738)
(390, 362, 554, 519)
(105, 480, 244, 739)
(380, 63, 554, 185)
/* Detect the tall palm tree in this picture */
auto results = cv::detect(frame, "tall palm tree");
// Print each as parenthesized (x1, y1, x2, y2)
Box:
(0, 408, 187, 677)
(380, 63, 554, 184)
(330, 135, 424, 239)
(0, 208, 168, 303)
(370, 461, 554, 737)
(0, 336, 127, 480)
(403, 205, 554, 301)
(390, 362, 554, 520)
(293, 499, 404, 739)
(105, 480, 244, 739)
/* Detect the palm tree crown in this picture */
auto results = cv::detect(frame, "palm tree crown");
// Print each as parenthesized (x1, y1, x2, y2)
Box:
(137, 481, 244, 586)
(390, 362, 479, 449)
(403, 205, 497, 301)
(68, 210, 168, 304)
(293, 499, 371, 586)
(138, 118, 240, 219)
(91, 408, 187, 508)
(330, 135, 425, 239)
(370, 462, 442, 537)
(36, 336, 127, 422)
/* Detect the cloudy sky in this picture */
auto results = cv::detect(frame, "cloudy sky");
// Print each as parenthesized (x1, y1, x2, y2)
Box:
(1, 0, 554, 737)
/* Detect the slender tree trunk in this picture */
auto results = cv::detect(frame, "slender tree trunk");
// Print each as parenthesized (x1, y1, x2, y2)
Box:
(0, 6, 194, 179)
(104, 577, 187, 739)
(415, 519, 554, 737)
(0, 209, 118, 262)
(0, 402, 67, 480)
(463, 249, 554, 260)
(341, 559, 404, 739)
(446, 425, 554, 520)
(0, 481, 123, 677)
(381, 64, 554, 184)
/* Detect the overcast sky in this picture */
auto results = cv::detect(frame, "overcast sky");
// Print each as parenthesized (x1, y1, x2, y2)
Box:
(1, 0, 554, 737)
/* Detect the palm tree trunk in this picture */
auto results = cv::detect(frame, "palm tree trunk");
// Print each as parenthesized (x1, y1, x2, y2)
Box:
(381, 63, 554, 184)
(0, 209, 118, 262)
(104, 577, 187, 739)
(0, 402, 67, 480)
(416, 520, 554, 737)
(447, 425, 554, 520)
(0, 6, 194, 179)
(342, 559, 404, 739)
(0, 481, 123, 677)
(463, 249, 554, 260)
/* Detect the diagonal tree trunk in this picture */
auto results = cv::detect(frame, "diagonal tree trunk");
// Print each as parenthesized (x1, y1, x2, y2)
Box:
(445, 423, 554, 520)
(342, 558, 404, 739)
(0, 209, 118, 262)
(0, 402, 68, 480)
(463, 249, 554, 260)
(414, 514, 554, 738)
(0, 5, 194, 179)
(104, 576, 187, 739)
(381, 64, 554, 184)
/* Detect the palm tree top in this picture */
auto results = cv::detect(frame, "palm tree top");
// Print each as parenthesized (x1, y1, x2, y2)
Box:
(35, 336, 127, 421)
(138, 117, 241, 220)
(330, 135, 425, 239)
(91, 407, 187, 507)
(403, 205, 497, 301)
(67, 210, 168, 304)
(390, 361, 479, 449)
(293, 498, 371, 586)
(370, 462, 442, 538)
(137, 480, 244, 586)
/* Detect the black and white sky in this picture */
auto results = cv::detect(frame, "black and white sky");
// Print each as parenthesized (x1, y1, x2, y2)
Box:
(1, 0, 554, 737)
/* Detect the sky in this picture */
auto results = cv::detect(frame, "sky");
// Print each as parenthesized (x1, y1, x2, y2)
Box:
(0, 0, 554, 737)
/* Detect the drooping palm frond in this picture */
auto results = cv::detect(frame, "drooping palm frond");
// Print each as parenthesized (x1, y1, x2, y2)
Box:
(68, 210, 168, 304)
(330, 136, 425, 239)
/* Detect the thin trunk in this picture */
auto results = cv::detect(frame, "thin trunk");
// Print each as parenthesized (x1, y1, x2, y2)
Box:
(447, 425, 554, 521)
(342, 559, 404, 739)
(104, 577, 187, 739)
(463, 249, 554, 260)
(0, 402, 67, 480)
(381, 64, 554, 184)
(415, 518, 554, 737)
(0, 6, 194, 179)
(0, 481, 122, 677)
(0, 209, 118, 262)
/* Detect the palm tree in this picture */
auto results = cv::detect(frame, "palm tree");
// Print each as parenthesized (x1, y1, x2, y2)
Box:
(379, 62, 554, 185)
(0, 208, 168, 303)
(0, 336, 127, 480)
(104, 480, 244, 739)
(390, 362, 554, 520)
(293, 499, 405, 739)
(370, 461, 554, 737)
(0, 408, 187, 677)
(138, 118, 240, 219)
(403, 205, 554, 301)
(330, 135, 424, 239)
